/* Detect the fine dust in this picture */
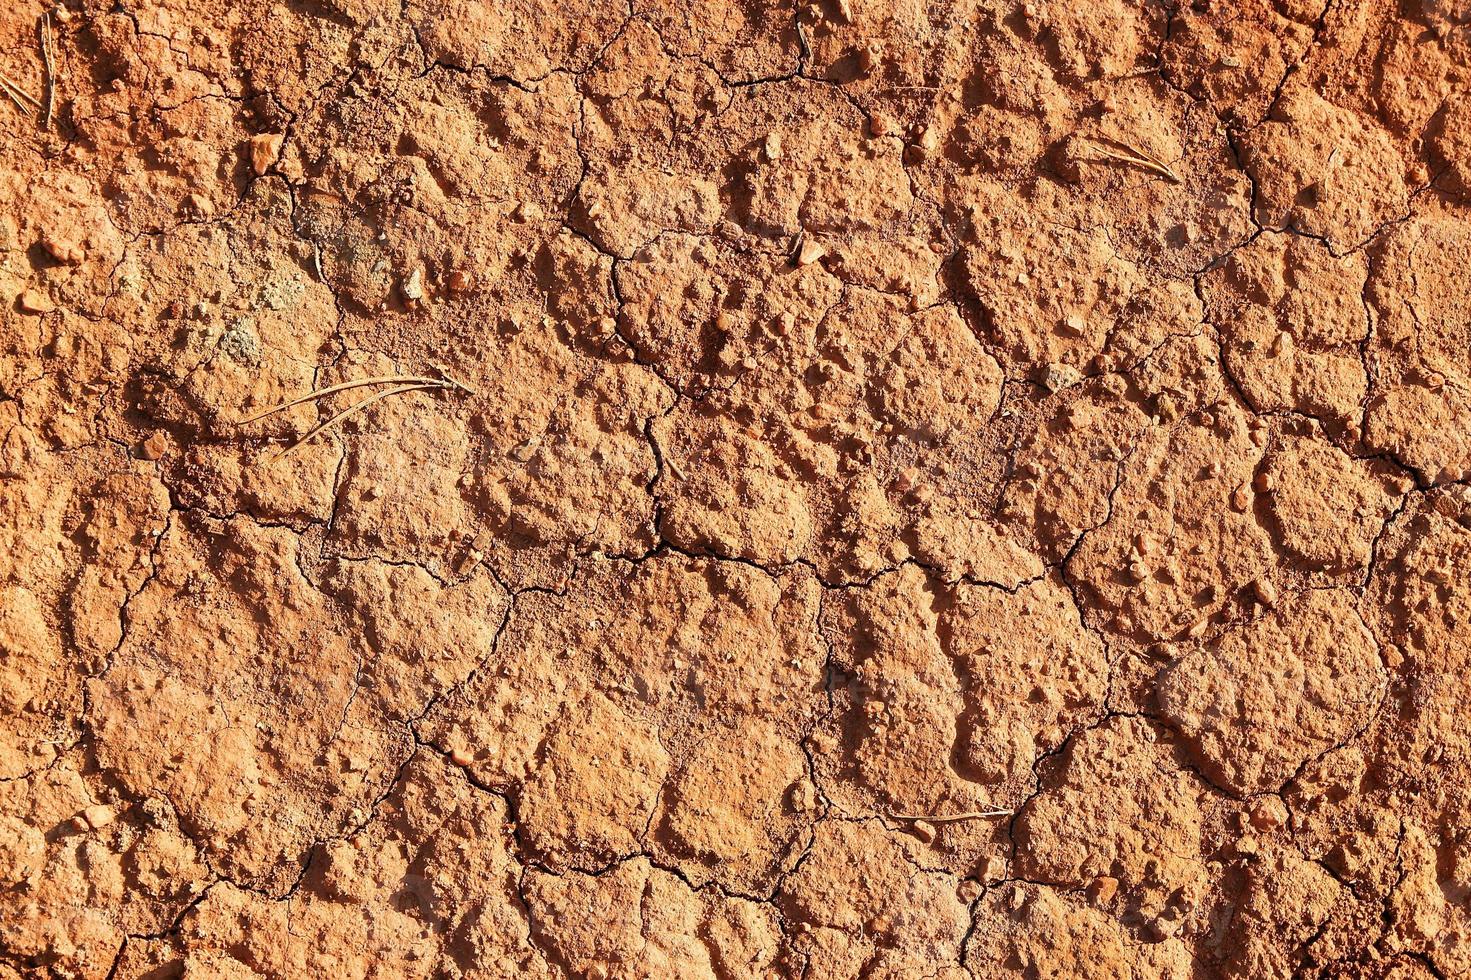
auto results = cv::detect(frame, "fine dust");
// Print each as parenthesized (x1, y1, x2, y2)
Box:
(2, 1, 1470, 978)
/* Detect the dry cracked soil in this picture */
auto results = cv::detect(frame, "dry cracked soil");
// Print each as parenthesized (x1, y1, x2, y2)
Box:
(2, 0, 1471, 978)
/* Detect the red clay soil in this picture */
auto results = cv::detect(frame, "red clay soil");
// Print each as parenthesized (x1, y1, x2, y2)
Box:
(2, 1, 1471, 978)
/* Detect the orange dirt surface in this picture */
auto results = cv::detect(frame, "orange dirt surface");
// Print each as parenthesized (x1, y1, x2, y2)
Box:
(2, 1, 1471, 978)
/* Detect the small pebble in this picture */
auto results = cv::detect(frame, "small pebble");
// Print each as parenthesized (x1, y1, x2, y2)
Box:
(41, 231, 85, 265)
(17, 289, 53, 315)
(82, 805, 115, 830)
(1087, 875, 1119, 904)
(401, 268, 425, 302)
(1249, 797, 1288, 830)
(248, 133, 284, 176)
(795, 237, 826, 266)
(183, 193, 214, 218)
(1038, 362, 1080, 393)
(137, 431, 169, 460)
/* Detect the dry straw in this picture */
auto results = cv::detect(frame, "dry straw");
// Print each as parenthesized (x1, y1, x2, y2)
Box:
(239, 373, 472, 460)
(1085, 135, 1181, 184)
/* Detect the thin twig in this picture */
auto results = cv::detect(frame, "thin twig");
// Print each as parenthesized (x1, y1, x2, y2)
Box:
(273, 382, 444, 459)
(0, 82, 30, 116)
(237, 374, 451, 424)
(887, 809, 1013, 823)
(39, 12, 55, 131)
(0, 70, 39, 108)
(435, 371, 476, 395)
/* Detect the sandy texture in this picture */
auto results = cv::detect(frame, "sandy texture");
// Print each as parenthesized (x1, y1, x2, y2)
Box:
(2, 0, 1470, 977)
